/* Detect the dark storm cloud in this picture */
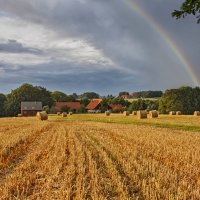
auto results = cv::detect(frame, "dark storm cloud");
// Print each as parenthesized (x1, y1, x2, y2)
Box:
(0, 0, 199, 94)
(0, 61, 138, 95)
(0, 40, 42, 54)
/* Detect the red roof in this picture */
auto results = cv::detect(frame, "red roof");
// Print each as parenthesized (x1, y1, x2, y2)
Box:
(86, 99, 102, 110)
(109, 104, 123, 111)
(55, 102, 81, 110)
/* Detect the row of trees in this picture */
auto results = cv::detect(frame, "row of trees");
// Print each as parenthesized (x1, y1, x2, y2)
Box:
(159, 86, 200, 114)
(132, 91, 163, 98)
(1, 84, 200, 117)
(118, 91, 163, 98)
(51, 91, 100, 102)
(0, 84, 101, 117)
(0, 83, 133, 117)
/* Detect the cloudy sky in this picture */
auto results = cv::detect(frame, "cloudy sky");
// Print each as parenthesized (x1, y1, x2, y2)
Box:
(0, 0, 199, 95)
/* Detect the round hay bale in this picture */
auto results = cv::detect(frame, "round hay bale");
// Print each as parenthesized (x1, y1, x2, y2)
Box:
(123, 111, 130, 116)
(149, 110, 158, 118)
(105, 111, 110, 116)
(137, 110, 147, 119)
(169, 111, 176, 115)
(176, 111, 182, 115)
(69, 112, 73, 115)
(62, 112, 67, 117)
(57, 112, 61, 116)
(132, 111, 137, 116)
(194, 111, 200, 116)
(17, 114, 22, 117)
(36, 111, 48, 121)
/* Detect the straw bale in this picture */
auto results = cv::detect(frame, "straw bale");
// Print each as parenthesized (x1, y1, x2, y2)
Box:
(105, 111, 110, 116)
(62, 112, 67, 117)
(169, 111, 176, 115)
(149, 110, 158, 118)
(194, 111, 200, 116)
(36, 111, 48, 121)
(176, 111, 182, 115)
(137, 110, 147, 119)
(132, 111, 137, 115)
(123, 111, 130, 116)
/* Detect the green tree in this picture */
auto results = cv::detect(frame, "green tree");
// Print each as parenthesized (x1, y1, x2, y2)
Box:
(61, 105, 70, 113)
(43, 105, 50, 114)
(110, 97, 130, 107)
(80, 98, 90, 106)
(99, 98, 109, 112)
(77, 105, 86, 113)
(119, 91, 129, 97)
(80, 92, 99, 99)
(51, 91, 77, 102)
(159, 86, 199, 114)
(5, 83, 54, 116)
(51, 91, 68, 102)
(132, 91, 163, 98)
(128, 99, 147, 111)
(0, 93, 6, 117)
(146, 100, 159, 111)
(172, 0, 200, 23)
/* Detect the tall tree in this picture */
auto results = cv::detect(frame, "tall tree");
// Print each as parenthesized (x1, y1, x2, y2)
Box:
(80, 98, 90, 106)
(159, 86, 200, 114)
(80, 92, 99, 99)
(0, 93, 6, 117)
(5, 83, 54, 116)
(99, 98, 110, 112)
(119, 91, 129, 97)
(51, 91, 68, 102)
(110, 97, 130, 107)
(172, 0, 200, 23)
(132, 91, 163, 98)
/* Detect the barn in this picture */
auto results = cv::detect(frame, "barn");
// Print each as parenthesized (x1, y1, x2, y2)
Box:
(86, 99, 102, 113)
(21, 102, 42, 116)
(54, 102, 81, 113)
(109, 104, 123, 112)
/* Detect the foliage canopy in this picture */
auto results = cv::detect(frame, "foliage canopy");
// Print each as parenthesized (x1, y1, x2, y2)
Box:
(172, 0, 200, 23)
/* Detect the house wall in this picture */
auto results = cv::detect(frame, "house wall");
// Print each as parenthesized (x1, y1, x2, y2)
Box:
(22, 110, 39, 116)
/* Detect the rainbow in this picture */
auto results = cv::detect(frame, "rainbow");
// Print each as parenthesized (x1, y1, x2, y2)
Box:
(122, 0, 199, 86)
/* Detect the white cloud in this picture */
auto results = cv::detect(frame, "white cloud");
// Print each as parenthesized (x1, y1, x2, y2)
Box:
(0, 53, 50, 66)
(0, 14, 114, 67)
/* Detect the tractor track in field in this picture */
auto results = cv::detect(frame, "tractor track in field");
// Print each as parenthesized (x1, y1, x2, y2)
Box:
(88, 134, 144, 199)
(0, 123, 53, 186)
(73, 129, 107, 199)
(74, 123, 145, 200)
(73, 125, 141, 200)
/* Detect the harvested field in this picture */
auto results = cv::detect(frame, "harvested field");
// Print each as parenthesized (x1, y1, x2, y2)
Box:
(0, 116, 200, 199)
(61, 113, 200, 131)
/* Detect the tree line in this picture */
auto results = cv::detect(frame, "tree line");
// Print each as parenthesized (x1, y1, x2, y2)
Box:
(0, 83, 100, 117)
(1, 84, 200, 117)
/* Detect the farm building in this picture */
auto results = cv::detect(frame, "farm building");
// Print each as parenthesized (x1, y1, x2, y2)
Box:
(86, 99, 102, 113)
(21, 102, 42, 116)
(109, 104, 123, 112)
(53, 102, 81, 113)
(86, 99, 123, 113)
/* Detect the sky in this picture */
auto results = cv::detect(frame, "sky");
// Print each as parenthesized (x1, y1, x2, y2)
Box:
(0, 0, 199, 95)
